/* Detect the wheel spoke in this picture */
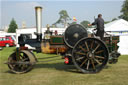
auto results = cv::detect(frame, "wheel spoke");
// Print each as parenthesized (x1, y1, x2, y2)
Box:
(92, 44, 100, 53)
(95, 56, 105, 59)
(91, 41, 94, 49)
(80, 59, 88, 67)
(21, 65, 25, 70)
(94, 59, 102, 64)
(86, 60, 90, 70)
(95, 50, 104, 54)
(22, 58, 29, 61)
(76, 52, 87, 56)
(76, 57, 84, 61)
(79, 46, 87, 52)
(85, 42, 89, 51)
(91, 59, 95, 70)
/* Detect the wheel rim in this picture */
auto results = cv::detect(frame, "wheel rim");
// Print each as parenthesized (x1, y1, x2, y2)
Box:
(72, 38, 109, 73)
(8, 51, 34, 73)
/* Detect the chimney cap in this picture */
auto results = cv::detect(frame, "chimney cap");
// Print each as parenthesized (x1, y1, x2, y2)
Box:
(35, 6, 42, 9)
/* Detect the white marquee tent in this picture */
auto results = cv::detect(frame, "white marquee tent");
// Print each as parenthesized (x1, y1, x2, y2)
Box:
(105, 19, 128, 32)
(105, 19, 128, 55)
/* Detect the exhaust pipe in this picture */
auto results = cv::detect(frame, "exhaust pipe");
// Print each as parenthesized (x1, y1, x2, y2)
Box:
(35, 6, 42, 42)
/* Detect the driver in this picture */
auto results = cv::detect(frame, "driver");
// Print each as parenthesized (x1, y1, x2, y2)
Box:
(88, 14, 104, 40)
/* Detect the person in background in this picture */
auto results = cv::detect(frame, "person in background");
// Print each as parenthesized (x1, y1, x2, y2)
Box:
(88, 14, 105, 40)
(55, 30, 58, 35)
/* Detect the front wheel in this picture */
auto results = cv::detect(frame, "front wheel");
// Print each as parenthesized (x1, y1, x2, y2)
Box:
(72, 37, 109, 73)
(8, 50, 36, 74)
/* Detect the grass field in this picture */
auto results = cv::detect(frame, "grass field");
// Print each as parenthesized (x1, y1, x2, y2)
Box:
(0, 47, 128, 85)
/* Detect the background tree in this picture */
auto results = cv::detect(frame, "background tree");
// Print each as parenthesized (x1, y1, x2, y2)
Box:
(104, 21, 111, 24)
(70, 21, 77, 25)
(8, 18, 18, 33)
(80, 20, 90, 29)
(119, 0, 128, 21)
(53, 10, 71, 27)
(112, 18, 117, 21)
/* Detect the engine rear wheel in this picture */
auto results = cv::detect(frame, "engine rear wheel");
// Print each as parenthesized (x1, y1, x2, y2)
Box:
(8, 50, 36, 74)
(72, 37, 109, 73)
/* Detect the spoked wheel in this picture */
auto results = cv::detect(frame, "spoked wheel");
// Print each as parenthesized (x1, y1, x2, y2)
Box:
(72, 37, 109, 73)
(8, 50, 36, 74)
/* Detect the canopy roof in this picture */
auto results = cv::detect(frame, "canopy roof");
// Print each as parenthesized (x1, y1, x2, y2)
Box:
(105, 19, 128, 32)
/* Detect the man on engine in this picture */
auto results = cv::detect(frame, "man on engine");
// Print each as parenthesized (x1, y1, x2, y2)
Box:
(88, 14, 104, 40)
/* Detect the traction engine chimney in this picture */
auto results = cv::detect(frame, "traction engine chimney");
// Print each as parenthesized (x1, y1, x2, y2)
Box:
(35, 6, 42, 42)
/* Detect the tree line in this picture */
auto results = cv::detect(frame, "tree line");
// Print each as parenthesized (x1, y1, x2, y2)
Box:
(8, 0, 128, 33)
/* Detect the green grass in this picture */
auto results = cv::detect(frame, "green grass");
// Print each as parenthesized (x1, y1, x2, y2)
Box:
(0, 47, 128, 85)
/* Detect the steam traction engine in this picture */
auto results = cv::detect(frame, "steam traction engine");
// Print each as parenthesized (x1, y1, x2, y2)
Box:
(6, 6, 120, 74)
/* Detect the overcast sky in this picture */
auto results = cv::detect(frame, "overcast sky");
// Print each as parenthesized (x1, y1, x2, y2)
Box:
(0, 0, 125, 29)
